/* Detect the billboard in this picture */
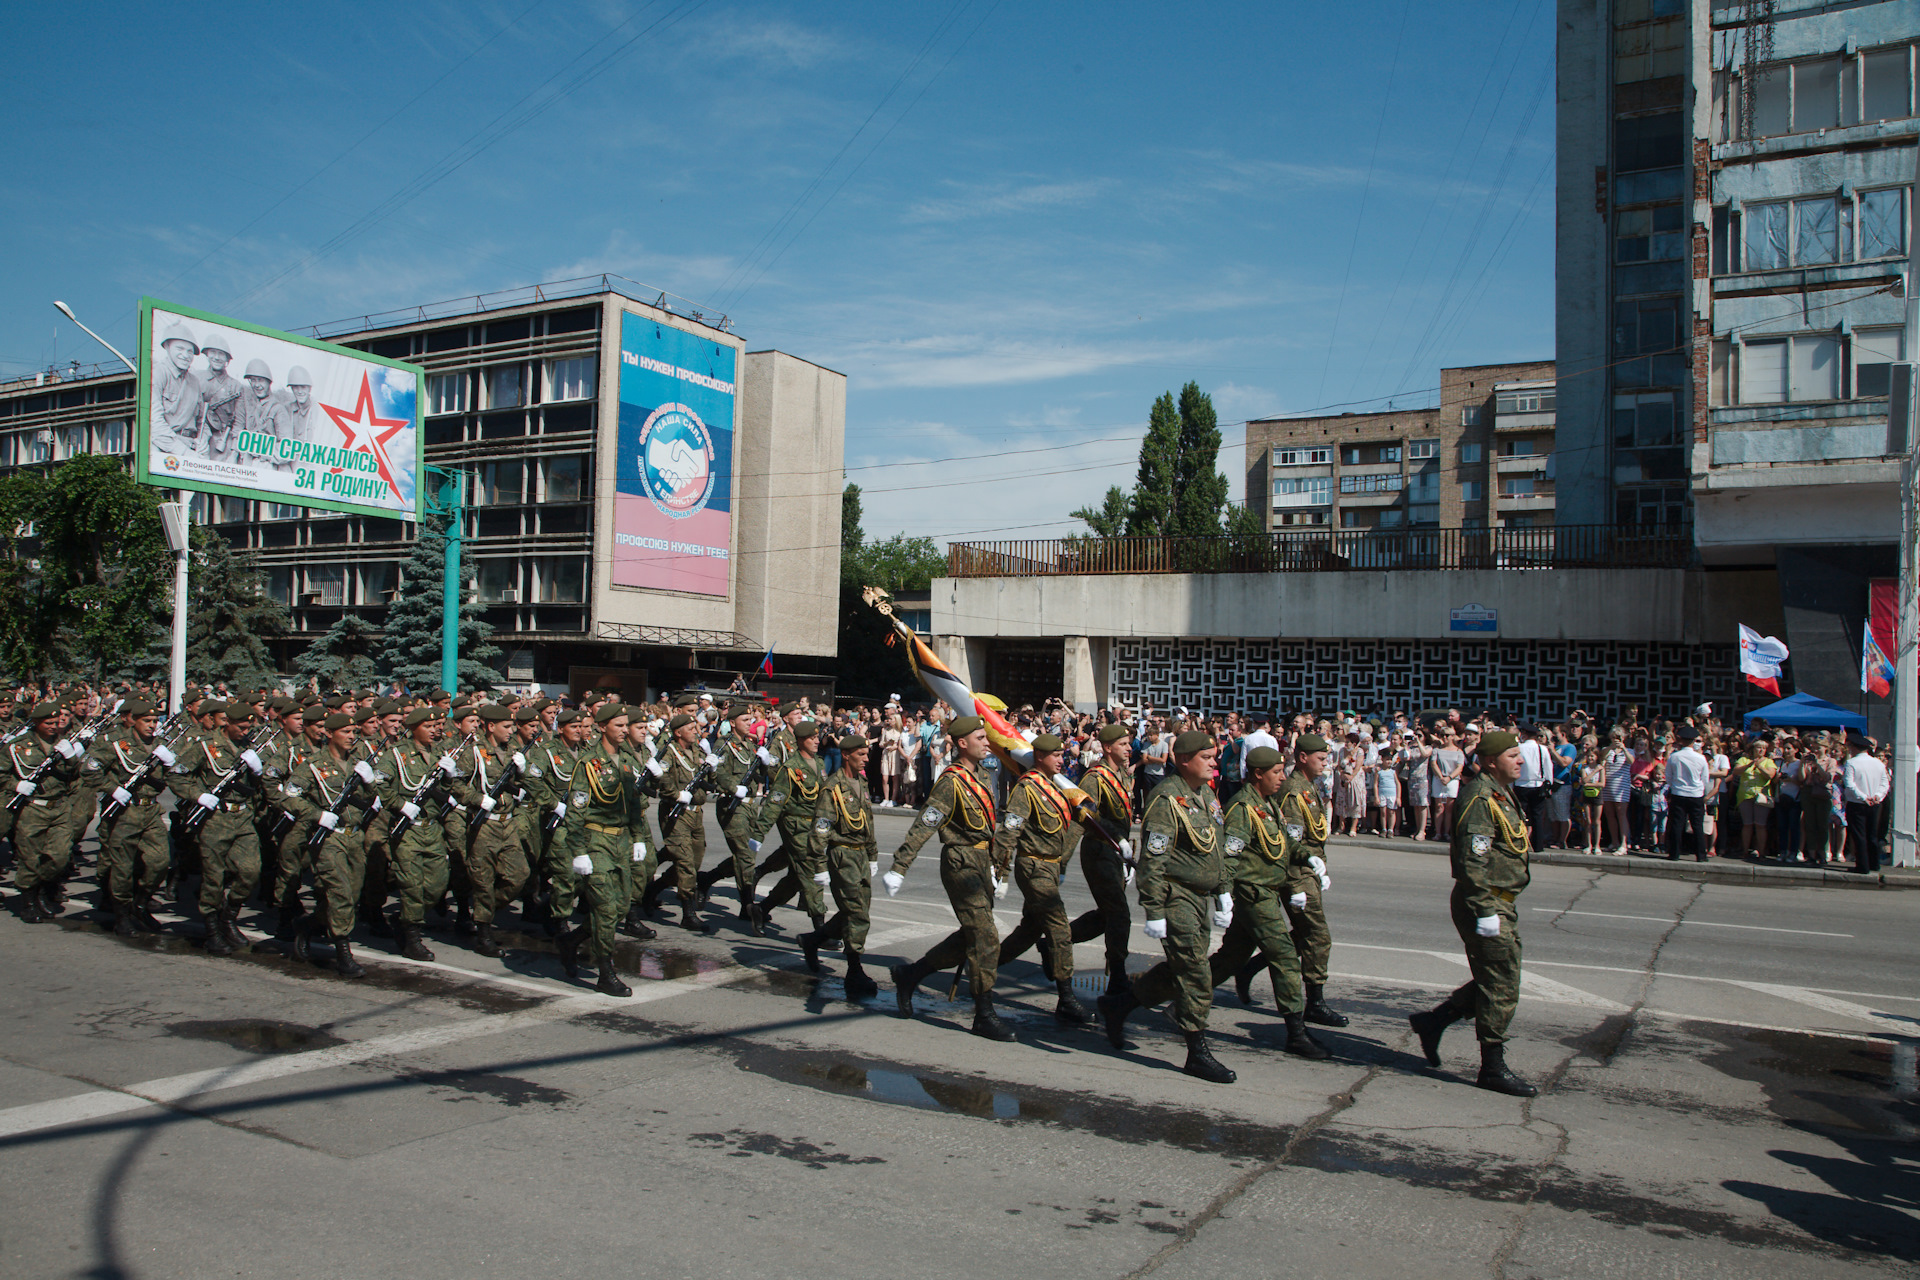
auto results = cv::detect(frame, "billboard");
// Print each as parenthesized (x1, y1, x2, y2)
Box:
(136, 298, 422, 519)
(613, 311, 735, 595)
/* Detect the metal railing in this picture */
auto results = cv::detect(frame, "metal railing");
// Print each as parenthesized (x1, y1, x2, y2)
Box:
(946, 525, 1690, 578)
(297, 274, 733, 341)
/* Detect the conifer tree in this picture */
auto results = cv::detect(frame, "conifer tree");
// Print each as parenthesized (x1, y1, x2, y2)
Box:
(379, 510, 499, 693)
(185, 528, 287, 691)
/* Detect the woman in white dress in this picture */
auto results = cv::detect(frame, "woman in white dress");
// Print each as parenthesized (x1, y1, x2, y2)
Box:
(879, 713, 905, 806)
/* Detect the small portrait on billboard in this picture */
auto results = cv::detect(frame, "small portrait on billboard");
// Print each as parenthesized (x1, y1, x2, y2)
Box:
(140, 301, 419, 518)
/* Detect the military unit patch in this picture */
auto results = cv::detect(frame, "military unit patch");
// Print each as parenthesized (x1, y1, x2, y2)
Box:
(921, 807, 943, 826)
(1147, 831, 1170, 854)
(1472, 834, 1493, 855)
(1225, 835, 1245, 855)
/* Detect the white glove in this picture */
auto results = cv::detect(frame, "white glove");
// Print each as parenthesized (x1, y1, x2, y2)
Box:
(353, 760, 376, 782)
(571, 854, 594, 876)
(56, 738, 82, 759)
(1308, 855, 1327, 878)
(1143, 917, 1169, 940)
(152, 745, 176, 767)
(1123, 864, 1135, 887)
(400, 801, 421, 820)
(633, 841, 648, 861)
(1318, 871, 1332, 892)
(1290, 892, 1308, 910)
(868, 860, 879, 877)
(812, 869, 831, 887)
(991, 873, 1009, 900)
(240, 749, 263, 774)
(511, 752, 526, 770)
(646, 757, 667, 777)
(317, 811, 339, 830)
(552, 800, 567, 819)
(13, 780, 34, 796)
(1476, 915, 1501, 938)
(111, 786, 132, 805)
(757, 746, 776, 765)
(1212, 893, 1234, 930)
(197, 792, 219, 810)
(734, 784, 748, 799)
(478, 794, 496, 812)
(747, 837, 761, 853)
(438, 755, 458, 777)
(882, 870, 904, 896)
(1117, 838, 1133, 861)
(704, 751, 722, 768)
(676, 790, 693, 804)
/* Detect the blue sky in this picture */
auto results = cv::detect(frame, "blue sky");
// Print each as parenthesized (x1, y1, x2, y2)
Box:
(3, 0, 1556, 545)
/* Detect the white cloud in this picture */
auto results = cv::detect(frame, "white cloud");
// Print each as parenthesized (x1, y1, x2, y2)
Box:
(1209, 381, 1278, 421)
(694, 17, 845, 69)
(905, 179, 1109, 223)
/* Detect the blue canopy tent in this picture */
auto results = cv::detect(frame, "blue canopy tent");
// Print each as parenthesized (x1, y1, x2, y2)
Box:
(1741, 691, 1867, 731)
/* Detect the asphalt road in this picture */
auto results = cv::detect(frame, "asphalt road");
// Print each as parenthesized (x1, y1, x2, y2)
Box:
(1, 806, 1916, 1279)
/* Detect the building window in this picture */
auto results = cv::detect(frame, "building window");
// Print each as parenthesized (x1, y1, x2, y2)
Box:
(1338, 473, 1404, 495)
(1461, 404, 1483, 427)
(1725, 188, 1907, 273)
(52, 425, 84, 460)
(473, 460, 525, 506)
(1860, 188, 1908, 259)
(1614, 298, 1685, 387)
(1853, 328, 1906, 398)
(1340, 509, 1372, 529)
(534, 556, 586, 603)
(1274, 448, 1330, 466)
(1377, 508, 1404, 528)
(1502, 477, 1536, 497)
(1461, 480, 1485, 502)
(1499, 439, 1537, 458)
(427, 373, 469, 416)
(1340, 442, 1401, 466)
(94, 420, 127, 454)
(1614, 112, 1681, 173)
(483, 365, 525, 411)
(1406, 468, 1439, 504)
(359, 562, 396, 605)
(265, 568, 292, 605)
(304, 565, 345, 606)
(1738, 47, 1919, 140)
(1458, 442, 1483, 463)
(1409, 437, 1438, 460)
(1614, 13, 1684, 84)
(545, 357, 596, 402)
(475, 559, 519, 604)
(1494, 389, 1556, 414)
(1616, 206, 1684, 263)
(1276, 510, 1328, 527)
(540, 455, 588, 502)
(1737, 335, 1840, 403)
(1613, 392, 1676, 447)
(1710, 339, 1732, 406)
(262, 503, 302, 521)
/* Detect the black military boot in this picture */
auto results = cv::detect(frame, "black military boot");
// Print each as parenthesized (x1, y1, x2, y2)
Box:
(222, 909, 250, 951)
(617, 904, 657, 940)
(1054, 980, 1089, 1025)
(1283, 1012, 1333, 1060)
(695, 864, 722, 907)
(15, 887, 49, 923)
(681, 908, 714, 936)
(1234, 958, 1262, 1006)
(1476, 1043, 1538, 1097)
(1182, 1030, 1237, 1084)
(111, 902, 138, 937)
(132, 895, 164, 933)
(890, 960, 924, 1016)
(204, 912, 235, 956)
(740, 897, 765, 938)
(595, 954, 632, 998)
(798, 926, 824, 973)
(365, 908, 393, 938)
(1303, 983, 1349, 1027)
(971, 994, 1016, 1042)
(473, 922, 501, 958)
(289, 915, 315, 964)
(399, 922, 434, 962)
(1098, 988, 1139, 1049)
(332, 934, 366, 978)
(454, 898, 475, 937)
(557, 923, 585, 980)
(811, 913, 840, 952)
(39, 883, 64, 918)
(842, 950, 879, 1001)
(1408, 1001, 1463, 1067)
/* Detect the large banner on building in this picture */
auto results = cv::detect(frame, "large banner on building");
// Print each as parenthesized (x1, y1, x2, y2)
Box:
(135, 298, 422, 519)
(612, 311, 735, 595)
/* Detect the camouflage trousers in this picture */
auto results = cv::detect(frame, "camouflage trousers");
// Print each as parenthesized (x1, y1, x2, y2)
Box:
(313, 829, 367, 935)
(995, 852, 1074, 981)
(1211, 882, 1304, 1014)
(198, 810, 261, 918)
(11, 799, 69, 895)
(100, 803, 169, 905)
(1287, 873, 1331, 985)
(466, 815, 530, 925)
(1128, 882, 1218, 1032)
(908, 842, 1001, 998)
(1445, 883, 1522, 1045)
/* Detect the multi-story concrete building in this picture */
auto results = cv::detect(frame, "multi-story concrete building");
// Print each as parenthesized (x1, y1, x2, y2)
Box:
(1245, 360, 1555, 533)
(1558, 0, 1917, 721)
(0, 278, 845, 698)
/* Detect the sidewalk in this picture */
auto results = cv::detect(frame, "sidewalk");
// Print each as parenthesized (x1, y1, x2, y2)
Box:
(1326, 832, 1920, 890)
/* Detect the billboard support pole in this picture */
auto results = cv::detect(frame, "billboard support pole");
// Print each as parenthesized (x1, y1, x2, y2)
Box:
(424, 466, 463, 694)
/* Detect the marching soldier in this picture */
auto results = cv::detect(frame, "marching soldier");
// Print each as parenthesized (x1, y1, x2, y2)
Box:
(1099, 730, 1238, 1083)
(1247, 733, 1347, 1027)
(885, 716, 1017, 1042)
(524, 708, 589, 936)
(166, 706, 271, 955)
(556, 702, 641, 995)
(465, 705, 530, 957)
(743, 718, 828, 938)
(278, 712, 377, 977)
(695, 702, 769, 918)
(991, 734, 1090, 1024)
(510, 706, 546, 924)
(1408, 730, 1538, 1097)
(88, 699, 174, 936)
(257, 699, 314, 944)
(796, 734, 881, 1000)
(370, 707, 462, 961)
(1213, 746, 1329, 1059)
(650, 712, 716, 934)
(9, 702, 86, 922)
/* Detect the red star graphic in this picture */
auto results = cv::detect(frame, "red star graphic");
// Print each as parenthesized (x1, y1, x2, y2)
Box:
(320, 371, 409, 495)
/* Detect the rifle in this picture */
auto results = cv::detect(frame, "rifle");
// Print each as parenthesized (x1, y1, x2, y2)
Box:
(95, 716, 194, 828)
(716, 743, 777, 826)
(8, 706, 132, 813)
(471, 744, 526, 826)
(384, 733, 477, 843)
(178, 724, 286, 836)
(657, 747, 723, 831)
(305, 758, 378, 853)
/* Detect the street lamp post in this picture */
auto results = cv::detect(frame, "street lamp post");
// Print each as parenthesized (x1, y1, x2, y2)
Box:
(53, 301, 191, 716)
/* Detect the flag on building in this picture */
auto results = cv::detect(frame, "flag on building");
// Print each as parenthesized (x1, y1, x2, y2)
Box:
(1738, 624, 1789, 697)
(1862, 625, 1894, 698)
(757, 649, 774, 678)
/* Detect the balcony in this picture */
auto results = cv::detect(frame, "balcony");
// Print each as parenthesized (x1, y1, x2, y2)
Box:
(945, 525, 1688, 577)
(1493, 411, 1556, 432)
(1495, 454, 1550, 474)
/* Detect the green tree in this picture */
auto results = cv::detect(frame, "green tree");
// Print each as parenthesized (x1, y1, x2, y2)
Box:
(0, 471, 54, 680)
(379, 510, 500, 693)
(185, 527, 288, 692)
(1167, 383, 1228, 537)
(1125, 392, 1182, 535)
(1070, 485, 1130, 538)
(846, 532, 946, 593)
(38, 455, 171, 680)
(295, 612, 384, 692)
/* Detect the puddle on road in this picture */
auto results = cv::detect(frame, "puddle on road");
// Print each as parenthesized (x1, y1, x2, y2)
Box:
(733, 1045, 1294, 1158)
(167, 1019, 345, 1054)
(492, 928, 730, 981)
(1693, 1022, 1919, 1139)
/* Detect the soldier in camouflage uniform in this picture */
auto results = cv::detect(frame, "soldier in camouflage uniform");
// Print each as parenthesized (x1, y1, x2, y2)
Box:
(885, 716, 1017, 1042)
(796, 734, 881, 999)
(278, 712, 378, 977)
(257, 700, 317, 944)
(990, 734, 1090, 1024)
(523, 709, 590, 936)
(1099, 730, 1238, 1083)
(648, 713, 716, 933)
(370, 707, 466, 961)
(555, 702, 641, 995)
(744, 718, 827, 938)
(696, 703, 773, 920)
(1253, 734, 1347, 1027)
(88, 699, 176, 936)
(166, 707, 273, 955)
(1068, 721, 1139, 992)
(465, 704, 530, 957)
(1409, 730, 1538, 1097)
